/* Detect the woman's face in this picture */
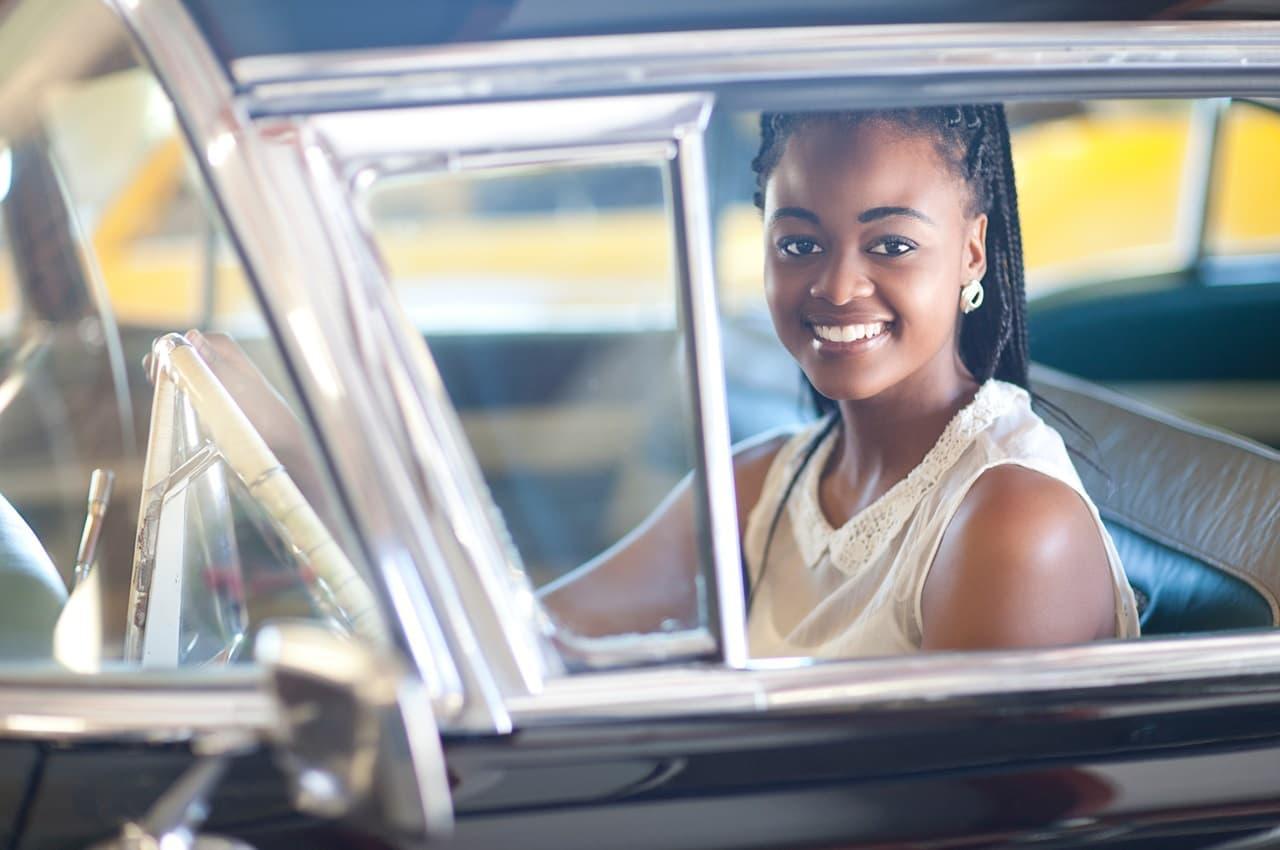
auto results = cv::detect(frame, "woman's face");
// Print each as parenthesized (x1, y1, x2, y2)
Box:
(763, 119, 988, 403)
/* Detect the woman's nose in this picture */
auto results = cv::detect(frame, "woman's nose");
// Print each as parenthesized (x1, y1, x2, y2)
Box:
(808, 249, 874, 305)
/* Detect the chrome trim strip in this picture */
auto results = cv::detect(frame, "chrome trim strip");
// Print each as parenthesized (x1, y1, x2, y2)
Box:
(509, 631, 1280, 723)
(311, 94, 708, 162)
(109, 0, 484, 729)
(0, 672, 274, 741)
(667, 118, 749, 668)
(233, 22, 1280, 111)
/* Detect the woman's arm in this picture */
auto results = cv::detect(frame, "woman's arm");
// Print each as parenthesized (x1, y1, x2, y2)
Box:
(538, 431, 788, 637)
(920, 465, 1116, 651)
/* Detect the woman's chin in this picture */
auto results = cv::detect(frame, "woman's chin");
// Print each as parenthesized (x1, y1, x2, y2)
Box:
(808, 377, 896, 405)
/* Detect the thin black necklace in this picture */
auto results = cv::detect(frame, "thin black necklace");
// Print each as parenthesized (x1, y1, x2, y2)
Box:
(745, 414, 840, 617)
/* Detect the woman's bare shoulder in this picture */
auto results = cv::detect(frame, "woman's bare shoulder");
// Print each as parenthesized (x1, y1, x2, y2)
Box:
(921, 464, 1115, 650)
(730, 426, 799, 525)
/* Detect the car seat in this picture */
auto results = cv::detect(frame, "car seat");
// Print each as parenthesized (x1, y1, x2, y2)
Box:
(0, 492, 66, 659)
(1031, 364, 1280, 634)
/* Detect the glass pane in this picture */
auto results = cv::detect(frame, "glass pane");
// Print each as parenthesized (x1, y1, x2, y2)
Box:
(0, 0, 378, 668)
(1206, 100, 1280, 256)
(366, 161, 709, 650)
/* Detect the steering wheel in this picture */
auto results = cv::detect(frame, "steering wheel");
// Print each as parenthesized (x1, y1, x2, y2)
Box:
(124, 333, 387, 665)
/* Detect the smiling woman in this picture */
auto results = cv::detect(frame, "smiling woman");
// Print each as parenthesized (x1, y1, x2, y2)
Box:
(541, 104, 1141, 657)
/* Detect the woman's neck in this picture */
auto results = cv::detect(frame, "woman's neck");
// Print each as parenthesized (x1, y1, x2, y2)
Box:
(828, 350, 979, 508)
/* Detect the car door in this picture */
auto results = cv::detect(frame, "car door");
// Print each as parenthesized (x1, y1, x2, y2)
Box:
(217, 20, 1280, 850)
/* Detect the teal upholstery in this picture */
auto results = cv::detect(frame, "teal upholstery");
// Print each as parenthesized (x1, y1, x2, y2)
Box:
(1105, 521, 1273, 635)
(0, 494, 66, 660)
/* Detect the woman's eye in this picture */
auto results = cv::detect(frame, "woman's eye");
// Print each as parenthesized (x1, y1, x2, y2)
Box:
(866, 237, 916, 257)
(779, 238, 824, 257)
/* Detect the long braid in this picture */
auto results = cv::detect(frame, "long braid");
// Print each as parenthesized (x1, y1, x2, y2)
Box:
(984, 104, 1030, 386)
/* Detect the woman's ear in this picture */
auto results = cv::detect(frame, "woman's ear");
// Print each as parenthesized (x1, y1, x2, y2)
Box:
(964, 213, 989, 281)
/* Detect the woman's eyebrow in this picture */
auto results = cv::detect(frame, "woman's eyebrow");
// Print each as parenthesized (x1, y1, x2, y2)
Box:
(858, 206, 936, 226)
(768, 206, 821, 227)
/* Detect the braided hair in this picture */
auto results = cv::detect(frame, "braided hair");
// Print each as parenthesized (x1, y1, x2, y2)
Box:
(751, 105, 1030, 413)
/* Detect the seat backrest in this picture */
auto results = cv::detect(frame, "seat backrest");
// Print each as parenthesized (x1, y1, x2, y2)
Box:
(1031, 365, 1280, 635)
(0, 492, 66, 659)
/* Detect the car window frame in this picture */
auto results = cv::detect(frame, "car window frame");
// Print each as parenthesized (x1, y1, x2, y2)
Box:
(308, 92, 748, 672)
(104, 0, 1280, 737)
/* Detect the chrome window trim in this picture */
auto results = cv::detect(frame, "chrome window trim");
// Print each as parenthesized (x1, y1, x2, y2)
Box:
(108, 0, 489, 730)
(0, 671, 273, 742)
(309, 93, 751, 671)
(667, 127, 748, 668)
(232, 21, 1280, 113)
(508, 631, 1280, 724)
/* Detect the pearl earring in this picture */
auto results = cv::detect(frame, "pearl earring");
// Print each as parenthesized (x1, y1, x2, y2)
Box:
(960, 278, 984, 314)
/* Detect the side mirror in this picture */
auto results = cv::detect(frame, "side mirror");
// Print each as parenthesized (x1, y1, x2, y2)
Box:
(89, 625, 452, 850)
(254, 622, 454, 841)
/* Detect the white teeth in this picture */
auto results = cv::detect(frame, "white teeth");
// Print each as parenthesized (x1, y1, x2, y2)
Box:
(814, 322, 886, 343)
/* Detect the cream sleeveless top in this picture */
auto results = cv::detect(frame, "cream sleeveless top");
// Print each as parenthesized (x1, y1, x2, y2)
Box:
(743, 379, 1141, 659)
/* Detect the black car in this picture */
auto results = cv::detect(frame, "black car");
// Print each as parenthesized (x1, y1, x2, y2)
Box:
(0, 0, 1278, 848)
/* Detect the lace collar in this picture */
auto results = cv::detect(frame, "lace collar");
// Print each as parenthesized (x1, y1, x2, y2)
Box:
(787, 379, 1023, 575)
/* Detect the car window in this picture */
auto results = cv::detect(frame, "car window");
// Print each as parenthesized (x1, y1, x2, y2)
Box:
(0, 1, 379, 669)
(365, 159, 712, 652)
(1206, 99, 1280, 258)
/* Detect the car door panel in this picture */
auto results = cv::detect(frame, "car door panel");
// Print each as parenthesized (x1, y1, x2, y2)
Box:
(11, 744, 387, 850)
(443, 679, 1280, 848)
(0, 742, 39, 850)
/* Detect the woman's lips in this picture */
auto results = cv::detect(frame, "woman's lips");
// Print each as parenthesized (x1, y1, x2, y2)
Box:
(809, 320, 894, 354)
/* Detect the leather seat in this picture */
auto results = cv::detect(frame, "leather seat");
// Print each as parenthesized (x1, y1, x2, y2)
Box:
(0, 493, 66, 659)
(1031, 365, 1280, 635)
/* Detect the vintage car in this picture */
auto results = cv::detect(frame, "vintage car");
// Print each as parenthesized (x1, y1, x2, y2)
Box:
(0, 0, 1279, 848)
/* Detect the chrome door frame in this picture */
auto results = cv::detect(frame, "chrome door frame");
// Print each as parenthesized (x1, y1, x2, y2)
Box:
(233, 21, 1280, 113)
